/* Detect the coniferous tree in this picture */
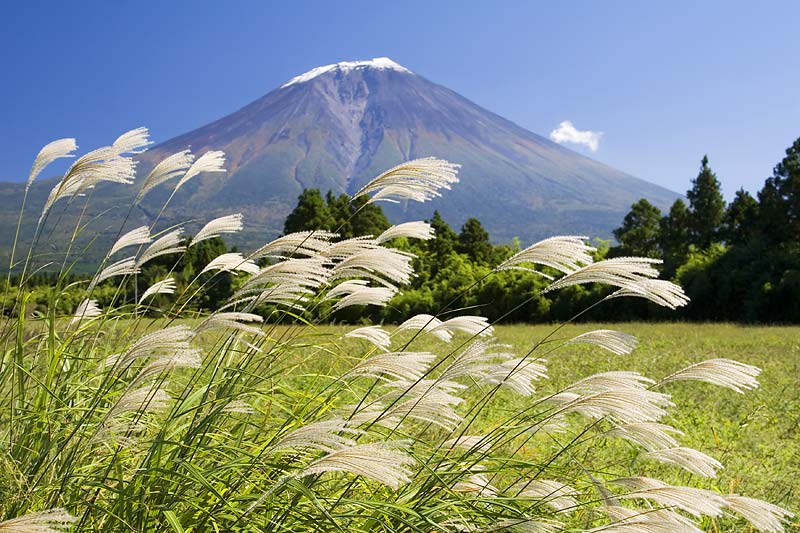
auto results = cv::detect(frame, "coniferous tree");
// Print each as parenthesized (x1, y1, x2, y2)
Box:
(612, 199, 662, 258)
(686, 155, 725, 248)
(457, 217, 493, 264)
(757, 137, 800, 245)
(723, 188, 759, 246)
(660, 199, 690, 265)
(283, 189, 335, 234)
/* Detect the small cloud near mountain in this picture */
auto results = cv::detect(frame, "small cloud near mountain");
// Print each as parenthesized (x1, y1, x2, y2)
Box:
(549, 120, 603, 152)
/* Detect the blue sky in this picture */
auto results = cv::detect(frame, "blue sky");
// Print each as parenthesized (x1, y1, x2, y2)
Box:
(1, 1, 797, 199)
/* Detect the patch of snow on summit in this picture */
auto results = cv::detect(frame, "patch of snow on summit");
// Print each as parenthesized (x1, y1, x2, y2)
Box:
(281, 57, 412, 88)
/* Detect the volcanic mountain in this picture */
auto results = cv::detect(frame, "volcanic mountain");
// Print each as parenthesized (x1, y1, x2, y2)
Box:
(0, 57, 677, 266)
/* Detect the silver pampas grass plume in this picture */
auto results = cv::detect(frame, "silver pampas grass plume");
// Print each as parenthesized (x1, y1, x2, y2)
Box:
(344, 325, 392, 352)
(517, 480, 580, 513)
(611, 476, 727, 517)
(137, 228, 185, 267)
(108, 226, 151, 257)
(252, 231, 337, 259)
(594, 505, 704, 533)
(643, 446, 723, 478)
(136, 150, 195, 201)
(609, 279, 690, 309)
(201, 252, 260, 275)
(661, 358, 761, 393)
(196, 312, 265, 337)
(353, 157, 460, 204)
(191, 213, 243, 246)
(71, 299, 102, 325)
(543, 256, 663, 294)
(496, 236, 595, 278)
(174, 150, 225, 191)
(27, 138, 77, 190)
(566, 329, 638, 355)
(724, 495, 794, 532)
(139, 277, 177, 303)
(606, 422, 684, 452)
(376, 221, 435, 243)
(298, 441, 415, 490)
(269, 418, 361, 454)
(88, 257, 140, 291)
(0, 508, 77, 533)
(345, 351, 436, 382)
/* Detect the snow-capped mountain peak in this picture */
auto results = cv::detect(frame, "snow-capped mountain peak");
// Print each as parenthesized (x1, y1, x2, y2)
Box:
(281, 57, 412, 88)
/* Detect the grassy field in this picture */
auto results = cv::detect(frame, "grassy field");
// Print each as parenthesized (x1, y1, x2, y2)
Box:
(279, 322, 800, 524)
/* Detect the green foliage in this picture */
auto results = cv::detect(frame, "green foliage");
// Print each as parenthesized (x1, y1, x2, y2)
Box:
(687, 155, 726, 248)
(612, 199, 663, 258)
(723, 188, 759, 246)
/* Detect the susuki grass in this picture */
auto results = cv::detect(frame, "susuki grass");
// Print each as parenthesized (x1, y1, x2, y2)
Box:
(0, 129, 795, 532)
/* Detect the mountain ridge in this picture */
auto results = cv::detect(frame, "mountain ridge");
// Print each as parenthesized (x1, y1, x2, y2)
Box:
(0, 57, 678, 269)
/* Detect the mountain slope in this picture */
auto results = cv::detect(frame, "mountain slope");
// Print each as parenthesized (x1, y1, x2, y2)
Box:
(0, 58, 677, 269)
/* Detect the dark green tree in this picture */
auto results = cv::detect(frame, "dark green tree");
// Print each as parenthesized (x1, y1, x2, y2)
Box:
(457, 217, 493, 264)
(686, 155, 725, 248)
(612, 199, 663, 258)
(757, 137, 800, 245)
(283, 189, 335, 234)
(723, 188, 759, 246)
(659, 199, 690, 265)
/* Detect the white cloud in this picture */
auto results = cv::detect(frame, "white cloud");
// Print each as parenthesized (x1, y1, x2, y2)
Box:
(549, 120, 603, 152)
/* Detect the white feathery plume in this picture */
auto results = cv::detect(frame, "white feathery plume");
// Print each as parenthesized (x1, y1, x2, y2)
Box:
(136, 150, 195, 201)
(483, 358, 549, 396)
(344, 326, 392, 352)
(566, 329, 638, 355)
(298, 441, 415, 490)
(724, 495, 794, 533)
(453, 473, 498, 497)
(518, 480, 580, 513)
(71, 299, 102, 325)
(137, 228, 185, 267)
(191, 213, 243, 246)
(643, 447, 723, 478)
(396, 314, 451, 341)
(331, 247, 416, 288)
(353, 157, 460, 204)
(0, 508, 78, 533)
(442, 435, 492, 454)
(107, 385, 171, 420)
(321, 236, 380, 261)
(609, 279, 690, 309)
(434, 315, 494, 338)
(550, 387, 673, 425)
(439, 340, 516, 382)
(331, 283, 397, 310)
(594, 505, 703, 533)
(106, 325, 195, 370)
(88, 257, 139, 291)
(252, 231, 337, 259)
(241, 256, 331, 292)
(138, 277, 176, 303)
(131, 350, 202, 386)
(606, 422, 684, 451)
(269, 418, 361, 454)
(109, 226, 151, 257)
(380, 379, 466, 431)
(27, 138, 77, 190)
(566, 371, 656, 393)
(496, 236, 595, 278)
(345, 351, 435, 382)
(39, 128, 150, 222)
(661, 358, 761, 393)
(201, 252, 260, 275)
(543, 257, 663, 295)
(376, 221, 435, 243)
(174, 150, 225, 191)
(196, 312, 265, 337)
(612, 477, 727, 517)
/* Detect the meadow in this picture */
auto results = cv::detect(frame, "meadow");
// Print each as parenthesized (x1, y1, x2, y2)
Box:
(2, 130, 796, 532)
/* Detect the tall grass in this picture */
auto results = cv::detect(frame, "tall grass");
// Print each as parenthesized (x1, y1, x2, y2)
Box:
(0, 130, 793, 532)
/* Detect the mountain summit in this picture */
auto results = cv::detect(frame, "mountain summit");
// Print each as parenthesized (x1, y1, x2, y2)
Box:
(139, 56, 677, 244)
(0, 57, 677, 264)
